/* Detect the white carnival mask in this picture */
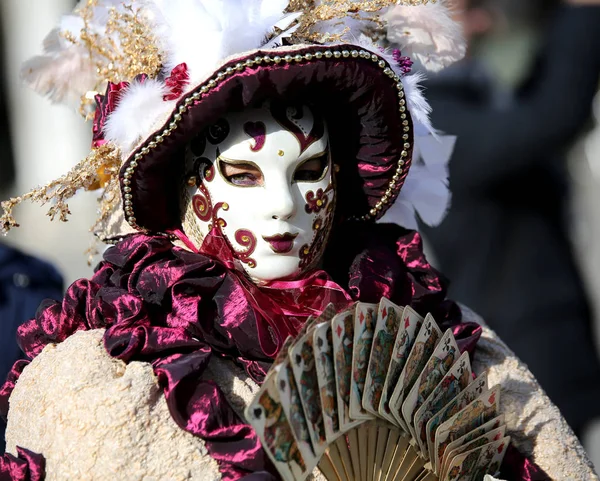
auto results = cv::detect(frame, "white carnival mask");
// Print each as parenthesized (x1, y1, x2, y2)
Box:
(183, 103, 335, 283)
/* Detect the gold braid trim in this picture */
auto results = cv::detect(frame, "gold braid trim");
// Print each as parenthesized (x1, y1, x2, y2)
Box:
(290, 0, 437, 43)
(0, 144, 121, 235)
(63, 0, 163, 118)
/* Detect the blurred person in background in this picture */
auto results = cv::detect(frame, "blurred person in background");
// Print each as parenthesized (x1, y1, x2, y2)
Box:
(0, 14, 63, 453)
(421, 0, 600, 438)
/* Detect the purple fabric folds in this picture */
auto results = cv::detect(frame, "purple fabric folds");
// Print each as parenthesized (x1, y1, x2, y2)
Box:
(1, 230, 544, 481)
(0, 448, 44, 481)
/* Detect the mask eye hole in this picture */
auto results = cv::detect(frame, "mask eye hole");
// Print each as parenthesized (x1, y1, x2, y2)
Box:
(219, 159, 264, 187)
(293, 153, 329, 183)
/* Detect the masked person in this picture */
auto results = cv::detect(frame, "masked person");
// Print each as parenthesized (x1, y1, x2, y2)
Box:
(0, 1, 596, 480)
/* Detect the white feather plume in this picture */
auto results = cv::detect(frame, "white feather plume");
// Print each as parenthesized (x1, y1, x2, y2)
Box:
(385, 0, 466, 73)
(379, 133, 455, 229)
(104, 78, 175, 154)
(402, 72, 435, 136)
(20, 0, 141, 110)
(145, 0, 289, 84)
(21, 44, 96, 109)
(104, 0, 291, 154)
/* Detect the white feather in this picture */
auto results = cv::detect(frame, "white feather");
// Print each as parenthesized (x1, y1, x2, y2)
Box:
(104, 78, 175, 154)
(402, 72, 435, 136)
(378, 133, 455, 229)
(384, 0, 466, 73)
(21, 45, 96, 109)
(21, 1, 143, 110)
(146, 0, 289, 83)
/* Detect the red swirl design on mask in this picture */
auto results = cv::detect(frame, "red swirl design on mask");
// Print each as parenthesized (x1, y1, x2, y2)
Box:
(270, 103, 325, 154)
(243, 121, 267, 152)
(192, 193, 213, 222)
(234, 229, 257, 268)
(213, 202, 229, 229)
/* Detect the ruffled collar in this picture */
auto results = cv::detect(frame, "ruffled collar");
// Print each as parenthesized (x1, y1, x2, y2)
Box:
(2, 228, 488, 480)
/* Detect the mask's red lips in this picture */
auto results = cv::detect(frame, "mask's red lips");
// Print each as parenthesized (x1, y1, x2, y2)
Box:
(262, 233, 298, 254)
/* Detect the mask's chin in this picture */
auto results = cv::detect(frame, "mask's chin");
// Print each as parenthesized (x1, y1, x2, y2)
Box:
(241, 255, 304, 285)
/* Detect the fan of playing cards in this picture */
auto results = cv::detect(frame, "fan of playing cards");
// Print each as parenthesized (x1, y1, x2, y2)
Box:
(245, 298, 509, 481)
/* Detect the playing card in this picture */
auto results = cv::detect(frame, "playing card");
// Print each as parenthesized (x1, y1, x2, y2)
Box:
(471, 435, 510, 480)
(446, 414, 506, 462)
(434, 385, 500, 474)
(441, 443, 482, 481)
(313, 322, 341, 443)
(293, 304, 336, 347)
(402, 329, 460, 440)
(318, 303, 338, 324)
(389, 314, 442, 430)
(426, 372, 488, 468)
(442, 436, 510, 481)
(246, 370, 310, 481)
(331, 308, 363, 433)
(362, 298, 404, 416)
(289, 325, 328, 456)
(276, 357, 317, 465)
(440, 424, 506, 480)
(350, 302, 378, 420)
(440, 415, 505, 479)
(379, 306, 424, 424)
(413, 351, 472, 457)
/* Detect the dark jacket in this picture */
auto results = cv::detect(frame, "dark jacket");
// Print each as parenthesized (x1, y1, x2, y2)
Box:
(0, 244, 63, 451)
(422, 6, 600, 435)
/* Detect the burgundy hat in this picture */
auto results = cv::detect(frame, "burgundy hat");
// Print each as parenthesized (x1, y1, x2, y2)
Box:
(120, 44, 414, 233)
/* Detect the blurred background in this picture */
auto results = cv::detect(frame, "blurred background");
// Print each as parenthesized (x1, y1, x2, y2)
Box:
(0, 0, 599, 470)
(0, 0, 95, 283)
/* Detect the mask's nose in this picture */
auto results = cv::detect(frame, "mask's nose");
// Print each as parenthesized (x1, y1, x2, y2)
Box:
(265, 181, 297, 221)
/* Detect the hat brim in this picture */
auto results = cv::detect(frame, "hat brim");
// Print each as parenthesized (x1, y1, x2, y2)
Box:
(120, 44, 414, 233)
